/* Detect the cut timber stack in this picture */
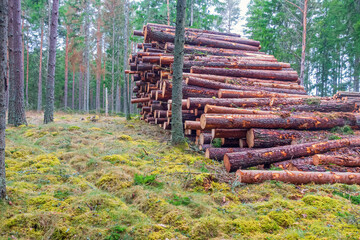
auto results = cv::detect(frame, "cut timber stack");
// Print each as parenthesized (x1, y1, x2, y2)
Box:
(127, 23, 360, 185)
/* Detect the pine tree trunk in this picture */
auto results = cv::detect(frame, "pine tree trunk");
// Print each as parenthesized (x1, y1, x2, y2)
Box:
(111, 19, 115, 113)
(96, 14, 101, 113)
(72, 67, 75, 109)
(9, 0, 26, 126)
(167, 0, 170, 25)
(84, 0, 90, 113)
(299, 0, 307, 86)
(354, 55, 359, 92)
(7, 0, 14, 122)
(190, 0, 193, 26)
(26, 40, 29, 107)
(79, 70, 82, 111)
(0, 0, 8, 199)
(64, 25, 69, 109)
(44, 0, 59, 124)
(37, 20, 44, 112)
(123, 0, 130, 119)
(115, 81, 120, 113)
(171, 0, 186, 145)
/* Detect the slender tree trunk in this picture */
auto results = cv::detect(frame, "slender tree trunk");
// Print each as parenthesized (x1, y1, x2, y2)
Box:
(9, 0, 26, 126)
(103, 61, 105, 110)
(299, 0, 307, 86)
(37, 20, 44, 112)
(25, 40, 29, 106)
(115, 81, 120, 113)
(44, 0, 59, 124)
(354, 56, 359, 92)
(171, 0, 186, 145)
(72, 67, 75, 109)
(79, 70, 82, 111)
(105, 87, 108, 116)
(7, 0, 14, 122)
(190, 0, 193, 26)
(111, 19, 115, 113)
(96, 13, 101, 113)
(84, 0, 90, 113)
(0, 0, 8, 200)
(167, 0, 170, 26)
(64, 25, 69, 109)
(123, 0, 130, 119)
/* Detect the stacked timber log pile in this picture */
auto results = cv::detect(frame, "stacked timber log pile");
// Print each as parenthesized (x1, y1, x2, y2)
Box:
(128, 23, 360, 185)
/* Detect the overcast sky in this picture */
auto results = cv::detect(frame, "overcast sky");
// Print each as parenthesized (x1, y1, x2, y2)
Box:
(232, 0, 251, 36)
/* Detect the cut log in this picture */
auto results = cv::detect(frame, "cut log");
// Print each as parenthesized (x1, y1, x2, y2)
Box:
(134, 30, 144, 36)
(218, 89, 306, 98)
(205, 148, 248, 161)
(184, 120, 201, 130)
(131, 97, 151, 104)
(313, 154, 360, 167)
(199, 144, 212, 151)
(236, 170, 360, 184)
(145, 25, 259, 51)
(200, 113, 360, 130)
(191, 67, 298, 81)
(185, 77, 306, 95)
(187, 97, 332, 110)
(246, 128, 325, 148)
(205, 105, 275, 115)
(165, 43, 268, 57)
(223, 138, 360, 172)
(211, 129, 247, 139)
(183, 60, 283, 70)
(199, 133, 212, 145)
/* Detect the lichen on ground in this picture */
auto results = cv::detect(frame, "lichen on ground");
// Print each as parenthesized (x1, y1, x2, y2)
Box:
(1, 112, 360, 239)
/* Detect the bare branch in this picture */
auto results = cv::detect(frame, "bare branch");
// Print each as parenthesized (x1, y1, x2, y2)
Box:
(284, 0, 304, 14)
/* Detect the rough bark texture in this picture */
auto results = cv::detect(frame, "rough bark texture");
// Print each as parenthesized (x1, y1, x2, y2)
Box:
(211, 128, 247, 139)
(8, 0, 26, 126)
(71, 67, 75, 109)
(236, 170, 360, 184)
(7, 0, 14, 118)
(300, 0, 308, 86)
(123, 0, 130, 119)
(205, 148, 247, 161)
(246, 128, 323, 148)
(200, 113, 360, 130)
(191, 67, 298, 82)
(84, 0, 90, 112)
(0, 0, 7, 199)
(64, 25, 69, 109)
(37, 20, 44, 112)
(96, 14, 101, 113)
(44, 0, 59, 124)
(171, 0, 186, 145)
(224, 138, 360, 172)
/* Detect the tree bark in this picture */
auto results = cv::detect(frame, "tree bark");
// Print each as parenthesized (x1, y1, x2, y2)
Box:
(78, 70, 82, 111)
(96, 13, 102, 113)
(171, 0, 186, 145)
(64, 25, 69, 109)
(224, 138, 360, 172)
(0, 0, 7, 199)
(25, 39, 29, 107)
(37, 19, 44, 112)
(211, 128, 247, 139)
(218, 89, 306, 98)
(191, 66, 298, 82)
(200, 113, 360, 130)
(246, 128, 322, 148)
(299, 0, 307, 86)
(84, 0, 90, 112)
(8, 0, 26, 126)
(167, 0, 170, 26)
(204, 105, 275, 115)
(236, 170, 360, 185)
(111, 18, 115, 113)
(205, 148, 247, 161)
(123, 0, 130, 119)
(72, 67, 75, 109)
(44, 0, 59, 124)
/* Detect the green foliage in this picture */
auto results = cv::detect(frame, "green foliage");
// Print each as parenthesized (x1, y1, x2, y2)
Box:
(134, 174, 161, 187)
(167, 194, 191, 206)
(330, 125, 354, 135)
(328, 135, 342, 140)
(105, 225, 127, 240)
(212, 138, 222, 148)
(333, 191, 360, 205)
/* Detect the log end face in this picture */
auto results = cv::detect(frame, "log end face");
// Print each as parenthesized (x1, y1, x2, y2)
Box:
(246, 128, 255, 148)
(205, 148, 210, 159)
(200, 115, 207, 129)
(223, 154, 232, 172)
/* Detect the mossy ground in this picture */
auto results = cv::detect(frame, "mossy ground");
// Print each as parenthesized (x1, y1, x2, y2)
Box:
(1, 112, 360, 239)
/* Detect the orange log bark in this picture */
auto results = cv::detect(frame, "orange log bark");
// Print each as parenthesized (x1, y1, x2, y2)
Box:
(224, 138, 360, 172)
(211, 129, 247, 139)
(236, 170, 360, 184)
(205, 148, 248, 161)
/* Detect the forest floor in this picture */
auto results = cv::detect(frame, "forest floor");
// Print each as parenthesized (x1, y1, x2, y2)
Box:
(1, 112, 360, 240)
